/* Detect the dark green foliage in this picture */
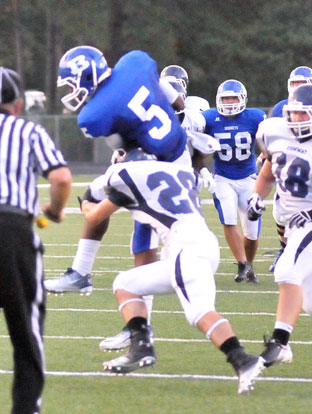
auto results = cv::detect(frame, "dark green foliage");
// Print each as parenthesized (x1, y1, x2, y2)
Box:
(1, 0, 312, 111)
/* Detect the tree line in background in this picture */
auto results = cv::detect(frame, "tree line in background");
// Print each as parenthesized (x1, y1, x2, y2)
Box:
(1, 0, 312, 113)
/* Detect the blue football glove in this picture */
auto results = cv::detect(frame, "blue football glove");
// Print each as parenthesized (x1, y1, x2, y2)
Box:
(247, 193, 266, 221)
(289, 210, 312, 229)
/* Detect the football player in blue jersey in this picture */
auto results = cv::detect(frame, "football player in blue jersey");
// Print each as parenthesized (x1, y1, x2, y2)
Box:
(272, 66, 312, 118)
(58, 46, 187, 161)
(45, 46, 186, 296)
(45, 49, 217, 350)
(81, 147, 265, 394)
(268, 66, 312, 272)
(202, 80, 266, 283)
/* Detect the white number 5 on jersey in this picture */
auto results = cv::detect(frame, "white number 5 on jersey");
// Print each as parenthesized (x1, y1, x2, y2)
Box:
(128, 86, 172, 140)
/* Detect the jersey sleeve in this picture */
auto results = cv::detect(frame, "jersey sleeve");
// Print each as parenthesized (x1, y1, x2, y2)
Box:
(201, 109, 215, 134)
(255, 108, 267, 123)
(101, 166, 137, 207)
(255, 119, 269, 157)
(272, 99, 288, 118)
(30, 124, 67, 176)
(78, 93, 114, 138)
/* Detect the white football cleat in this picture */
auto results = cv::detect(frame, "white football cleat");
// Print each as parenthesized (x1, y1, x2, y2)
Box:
(99, 325, 154, 351)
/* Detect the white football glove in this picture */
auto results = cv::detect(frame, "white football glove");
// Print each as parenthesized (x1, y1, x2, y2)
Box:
(200, 167, 216, 193)
(247, 193, 265, 221)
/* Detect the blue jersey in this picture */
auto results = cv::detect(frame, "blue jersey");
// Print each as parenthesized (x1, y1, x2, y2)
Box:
(202, 108, 266, 179)
(78, 50, 186, 162)
(272, 98, 288, 118)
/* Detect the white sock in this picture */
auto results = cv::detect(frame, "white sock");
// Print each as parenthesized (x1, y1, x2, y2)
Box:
(72, 239, 101, 276)
(143, 295, 154, 325)
(275, 321, 293, 334)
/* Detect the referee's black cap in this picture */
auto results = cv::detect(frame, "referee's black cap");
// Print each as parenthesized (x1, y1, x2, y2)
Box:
(0, 67, 21, 104)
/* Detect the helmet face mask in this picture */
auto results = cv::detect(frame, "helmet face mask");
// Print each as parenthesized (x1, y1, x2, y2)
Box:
(57, 76, 89, 112)
(164, 76, 187, 101)
(216, 79, 247, 116)
(287, 66, 312, 94)
(284, 84, 312, 141)
(57, 46, 111, 111)
(160, 65, 189, 90)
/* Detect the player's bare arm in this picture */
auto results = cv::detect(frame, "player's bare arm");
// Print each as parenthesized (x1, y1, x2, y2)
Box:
(253, 159, 275, 200)
(82, 199, 119, 224)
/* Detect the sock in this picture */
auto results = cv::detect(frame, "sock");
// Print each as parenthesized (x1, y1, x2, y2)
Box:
(72, 239, 101, 276)
(272, 321, 293, 345)
(274, 321, 293, 333)
(143, 295, 153, 325)
(127, 317, 148, 332)
(272, 329, 290, 345)
(220, 336, 242, 356)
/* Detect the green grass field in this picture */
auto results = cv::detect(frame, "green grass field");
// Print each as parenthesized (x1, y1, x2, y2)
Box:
(0, 176, 311, 414)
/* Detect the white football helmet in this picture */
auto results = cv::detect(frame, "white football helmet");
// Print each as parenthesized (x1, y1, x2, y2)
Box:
(284, 84, 312, 140)
(287, 66, 312, 94)
(160, 65, 189, 89)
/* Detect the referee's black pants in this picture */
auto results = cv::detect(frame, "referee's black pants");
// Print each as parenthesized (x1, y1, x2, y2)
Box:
(0, 214, 45, 414)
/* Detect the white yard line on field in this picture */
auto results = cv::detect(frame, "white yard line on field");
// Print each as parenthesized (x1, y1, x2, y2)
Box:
(41, 308, 309, 317)
(0, 368, 310, 383)
(0, 335, 310, 345)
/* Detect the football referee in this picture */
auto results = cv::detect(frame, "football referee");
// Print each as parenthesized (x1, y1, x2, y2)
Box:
(0, 67, 72, 414)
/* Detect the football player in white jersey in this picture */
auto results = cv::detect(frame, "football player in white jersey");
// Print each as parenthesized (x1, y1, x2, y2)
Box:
(98, 68, 218, 351)
(202, 80, 266, 283)
(81, 147, 264, 395)
(268, 66, 312, 273)
(160, 65, 215, 191)
(247, 84, 312, 367)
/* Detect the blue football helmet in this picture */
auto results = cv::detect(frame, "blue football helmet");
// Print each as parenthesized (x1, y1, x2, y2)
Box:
(160, 65, 189, 89)
(57, 46, 111, 111)
(216, 79, 247, 116)
(284, 84, 312, 140)
(288, 66, 312, 94)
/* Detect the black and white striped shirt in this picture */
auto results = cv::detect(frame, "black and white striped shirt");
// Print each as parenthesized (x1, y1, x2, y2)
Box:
(0, 110, 67, 216)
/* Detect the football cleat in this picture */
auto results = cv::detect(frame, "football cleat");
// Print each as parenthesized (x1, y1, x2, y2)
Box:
(103, 329, 156, 373)
(227, 347, 265, 395)
(234, 261, 252, 283)
(246, 265, 260, 284)
(99, 325, 154, 351)
(103, 353, 156, 374)
(237, 356, 265, 395)
(260, 336, 293, 367)
(269, 247, 285, 272)
(44, 268, 93, 294)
